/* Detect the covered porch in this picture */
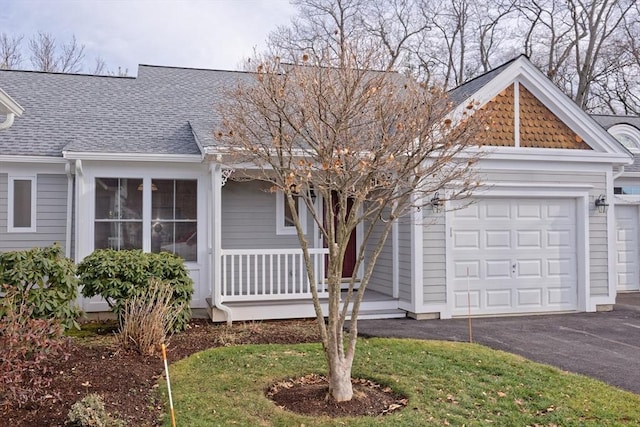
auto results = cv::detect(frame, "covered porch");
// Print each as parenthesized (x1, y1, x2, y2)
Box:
(207, 165, 404, 322)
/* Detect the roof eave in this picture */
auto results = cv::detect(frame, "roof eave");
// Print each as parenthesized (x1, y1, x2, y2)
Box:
(62, 151, 205, 163)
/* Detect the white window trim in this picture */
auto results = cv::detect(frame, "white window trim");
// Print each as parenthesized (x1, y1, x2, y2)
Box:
(7, 175, 37, 233)
(609, 124, 640, 153)
(276, 191, 307, 235)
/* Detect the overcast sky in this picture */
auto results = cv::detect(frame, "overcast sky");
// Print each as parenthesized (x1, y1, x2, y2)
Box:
(1, 0, 297, 75)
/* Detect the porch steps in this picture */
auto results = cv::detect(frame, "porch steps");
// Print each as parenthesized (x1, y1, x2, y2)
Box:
(207, 290, 405, 322)
(355, 308, 407, 320)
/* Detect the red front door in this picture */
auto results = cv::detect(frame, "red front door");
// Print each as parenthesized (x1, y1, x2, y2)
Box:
(326, 193, 357, 278)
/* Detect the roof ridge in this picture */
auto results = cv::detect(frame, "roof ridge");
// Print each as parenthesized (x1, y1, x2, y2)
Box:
(0, 68, 134, 79)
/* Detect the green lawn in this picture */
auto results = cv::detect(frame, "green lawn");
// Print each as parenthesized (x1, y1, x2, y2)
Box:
(162, 338, 640, 426)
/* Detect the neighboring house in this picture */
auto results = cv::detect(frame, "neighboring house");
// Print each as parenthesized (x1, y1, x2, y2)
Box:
(591, 115, 640, 293)
(0, 55, 636, 322)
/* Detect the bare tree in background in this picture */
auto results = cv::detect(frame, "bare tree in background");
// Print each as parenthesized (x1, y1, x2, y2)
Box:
(217, 2, 486, 402)
(29, 32, 85, 73)
(517, 0, 636, 111)
(0, 33, 23, 70)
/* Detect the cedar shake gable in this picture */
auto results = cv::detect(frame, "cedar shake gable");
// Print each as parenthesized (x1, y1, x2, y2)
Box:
(478, 82, 591, 150)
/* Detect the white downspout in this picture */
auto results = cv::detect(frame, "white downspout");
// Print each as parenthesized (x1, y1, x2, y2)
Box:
(64, 162, 74, 259)
(613, 165, 625, 180)
(210, 161, 232, 324)
(0, 113, 15, 130)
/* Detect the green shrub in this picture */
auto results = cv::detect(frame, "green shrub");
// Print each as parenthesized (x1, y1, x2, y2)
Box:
(68, 393, 123, 427)
(77, 249, 193, 332)
(0, 244, 81, 329)
(0, 288, 70, 408)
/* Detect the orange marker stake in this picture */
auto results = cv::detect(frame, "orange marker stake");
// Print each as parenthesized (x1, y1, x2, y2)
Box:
(161, 343, 177, 427)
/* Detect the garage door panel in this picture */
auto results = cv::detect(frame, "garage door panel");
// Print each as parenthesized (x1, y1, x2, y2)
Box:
(548, 287, 573, 305)
(547, 203, 573, 218)
(547, 230, 573, 248)
(486, 290, 512, 308)
(615, 206, 640, 291)
(454, 261, 479, 278)
(486, 230, 510, 248)
(486, 202, 510, 218)
(454, 291, 480, 309)
(451, 198, 577, 316)
(516, 203, 542, 219)
(517, 288, 542, 306)
(517, 259, 542, 277)
(453, 231, 480, 249)
(517, 230, 542, 248)
(486, 260, 512, 278)
(547, 258, 573, 277)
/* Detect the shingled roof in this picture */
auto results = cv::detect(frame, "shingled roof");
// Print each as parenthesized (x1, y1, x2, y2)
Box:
(0, 65, 251, 157)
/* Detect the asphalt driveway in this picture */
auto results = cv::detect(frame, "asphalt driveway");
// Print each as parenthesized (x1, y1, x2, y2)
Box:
(356, 293, 640, 395)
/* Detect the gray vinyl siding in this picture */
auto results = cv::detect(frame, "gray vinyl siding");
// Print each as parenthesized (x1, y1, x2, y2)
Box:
(221, 180, 313, 249)
(0, 173, 69, 253)
(397, 218, 412, 303)
(423, 211, 446, 304)
(365, 205, 393, 296)
(479, 169, 609, 297)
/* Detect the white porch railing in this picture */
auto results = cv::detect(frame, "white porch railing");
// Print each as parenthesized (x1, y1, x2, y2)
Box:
(220, 248, 329, 302)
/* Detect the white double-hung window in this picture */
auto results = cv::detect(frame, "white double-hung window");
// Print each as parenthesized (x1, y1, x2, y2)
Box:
(7, 175, 36, 232)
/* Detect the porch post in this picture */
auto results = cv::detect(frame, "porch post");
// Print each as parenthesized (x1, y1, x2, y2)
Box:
(211, 164, 222, 307)
(210, 162, 233, 323)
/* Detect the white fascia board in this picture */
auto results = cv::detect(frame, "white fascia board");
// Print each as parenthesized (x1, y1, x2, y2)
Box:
(619, 171, 640, 178)
(0, 155, 67, 164)
(62, 151, 204, 163)
(453, 144, 633, 165)
(453, 56, 630, 157)
(0, 88, 24, 116)
(481, 147, 633, 165)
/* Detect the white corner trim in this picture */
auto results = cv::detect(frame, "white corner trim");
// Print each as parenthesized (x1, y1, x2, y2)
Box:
(7, 175, 37, 233)
(605, 168, 617, 305)
(410, 193, 423, 314)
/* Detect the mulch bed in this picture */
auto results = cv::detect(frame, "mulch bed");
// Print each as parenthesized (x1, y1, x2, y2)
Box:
(268, 373, 407, 417)
(1, 319, 403, 426)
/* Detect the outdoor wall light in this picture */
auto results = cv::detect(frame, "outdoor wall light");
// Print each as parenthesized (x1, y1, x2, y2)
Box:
(431, 191, 442, 213)
(595, 194, 609, 214)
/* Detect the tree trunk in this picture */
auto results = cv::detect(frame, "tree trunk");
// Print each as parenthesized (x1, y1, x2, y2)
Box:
(328, 356, 353, 402)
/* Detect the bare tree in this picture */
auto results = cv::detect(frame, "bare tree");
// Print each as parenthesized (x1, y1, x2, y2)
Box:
(0, 33, 23, 70)
(29, 32, 85, 73)
(217, 11, 486, 402)
(517, 0, 636, 111)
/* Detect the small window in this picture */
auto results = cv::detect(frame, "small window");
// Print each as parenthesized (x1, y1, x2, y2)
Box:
(615, 186, 640, 195)
(7, 176, 36, 232)
(276, 191, 306, 235)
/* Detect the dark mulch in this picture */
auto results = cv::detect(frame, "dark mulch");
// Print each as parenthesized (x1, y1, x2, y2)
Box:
(268, 373, 407, 417)
(1, 318, 401, 426)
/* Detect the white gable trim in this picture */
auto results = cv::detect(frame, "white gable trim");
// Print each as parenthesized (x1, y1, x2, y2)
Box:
(453, 56, 631, 158)
(0, 88, 24, 116)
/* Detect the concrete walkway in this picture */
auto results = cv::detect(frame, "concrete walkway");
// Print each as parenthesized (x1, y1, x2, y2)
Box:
(356, 293, 640, 395)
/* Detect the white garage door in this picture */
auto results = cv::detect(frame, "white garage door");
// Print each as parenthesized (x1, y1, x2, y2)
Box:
(615, 205, 640, 291)
(451, 198, 578, 316)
